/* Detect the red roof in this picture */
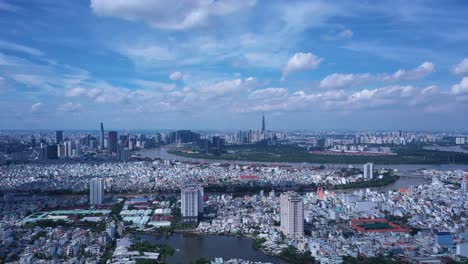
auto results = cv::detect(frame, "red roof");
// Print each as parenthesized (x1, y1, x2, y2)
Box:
(240, 175, 257, 180)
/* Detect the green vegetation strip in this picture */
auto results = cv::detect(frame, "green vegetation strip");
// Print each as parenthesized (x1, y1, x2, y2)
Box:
(170, 144, 468, 164)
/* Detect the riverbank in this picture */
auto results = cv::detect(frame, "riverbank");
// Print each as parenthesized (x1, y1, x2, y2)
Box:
(137, 147, 468, 172)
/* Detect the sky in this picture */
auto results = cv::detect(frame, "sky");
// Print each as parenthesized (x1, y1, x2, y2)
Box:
(1, 0, 468, 130)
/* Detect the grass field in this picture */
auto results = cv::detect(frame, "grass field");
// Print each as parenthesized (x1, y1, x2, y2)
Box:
(170, 144, 468, 164)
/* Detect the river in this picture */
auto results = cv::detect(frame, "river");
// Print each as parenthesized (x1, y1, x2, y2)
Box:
(137, 233, 288, 264)
(137, 147, 468, 173)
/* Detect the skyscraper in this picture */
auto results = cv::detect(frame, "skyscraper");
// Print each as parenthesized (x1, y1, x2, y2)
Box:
(46, 145, 58, 160)
(117, 147, 130, 162)
(181, 182, 204, 222)
(64, 141, 72, 158)
(280, 191, 304, 238)
(57, 143, 65, 159)
(262, 113, 266, 132)
(364, 162, 374, 179)
(100, 122, 105, 150)
(108, 131, 118, 154)
(90, 178, 104, 205)
(56, 130, 63, 144)
(39, 146, 48, 160)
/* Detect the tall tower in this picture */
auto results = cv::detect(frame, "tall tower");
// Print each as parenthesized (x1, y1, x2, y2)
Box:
(280, 191, 304, 238)
(90, 178, 104, 205)
(100, 122, 105, 150)
(262, 112, 266, 132)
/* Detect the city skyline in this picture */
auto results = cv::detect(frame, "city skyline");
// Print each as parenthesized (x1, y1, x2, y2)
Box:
(1, 1, 468, 130)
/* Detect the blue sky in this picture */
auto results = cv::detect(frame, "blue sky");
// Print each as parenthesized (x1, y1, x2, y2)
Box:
(1, 0, 468, 130)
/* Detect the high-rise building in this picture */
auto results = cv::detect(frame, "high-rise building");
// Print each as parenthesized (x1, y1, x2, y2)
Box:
(39, 146, 48, 161)
(117, 147, 130, 162)
(462, 175, 468, 192)
(262, 113, 266, 132)
(211, 136, 225, 155)
(364, 162, 374, 179)
(280, 191, 304, 238)
(108, 131, 118, 154)
(169, 130, 200, 144)
(90, 178, 105, 205)
(181, 182, 204, 222)
(56, 130, 63, 144)
(100, 122, 105, 150)
(57, 143, 65, 159)
(64, 141, 72, 158)
(46, 145, 58, 160)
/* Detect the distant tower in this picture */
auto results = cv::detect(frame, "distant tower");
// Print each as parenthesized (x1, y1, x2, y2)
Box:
(100, 122, 105, 150)
(262, 113, 266, 132)
(108, 131, 118, 154)
(56, 130, 63, 144)
(280, 191, 304, 238)
(90, 178, 104, 205)
(364, 162, 374, 179)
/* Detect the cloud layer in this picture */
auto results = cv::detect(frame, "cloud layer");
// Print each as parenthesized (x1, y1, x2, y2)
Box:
(1, 0, 468, 129)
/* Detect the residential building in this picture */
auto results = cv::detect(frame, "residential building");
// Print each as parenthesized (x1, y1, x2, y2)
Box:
(181, 182, 203, 222)
(364, 162, 374, 179)
(280, 191, 304, 238)
(90, 178, 105, 205)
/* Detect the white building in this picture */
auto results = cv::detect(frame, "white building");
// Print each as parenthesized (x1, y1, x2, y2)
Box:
(462, 176, 468, 192)
(57, 143, 65, 159)
(364, 162, 374, 179)
(181, 182, 203, 222)
(64, 141, 72, 158)
(280, 191, 304, 238)
(457, 242, 468, 257)
(90, 178, 105, 205)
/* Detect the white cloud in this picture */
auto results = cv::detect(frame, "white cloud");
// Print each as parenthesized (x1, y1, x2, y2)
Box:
(451, 77, 468, 95)
(278, 1, 345, 32)
(58, 102, 82, 112)
(133, 80, 176, 91)
(452, 58, 468, 76)
(31, 102, 44, 112)
(122, 45, 174, 65)
(65, 87, 87, 97)
(282, 52, 322, 80)
(239, 83, 447, 113)
(90, 0, 256, 30)
(11, 74, 50, 88)
(249, 88, 288, 99)
(320, 73, 374, 90)
(323, 29, 353, 40)
(320, 62, 435, 89)
(338, 29, 353, 39)
(169, 71, 183, 81)
(0, 1, 20, 13)
(0, 40, 43, 56)
(382, 61, 435, 82)
(199, 77, 257, 96)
